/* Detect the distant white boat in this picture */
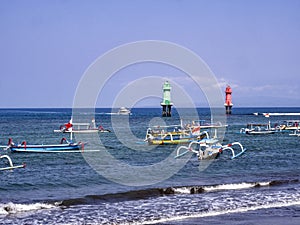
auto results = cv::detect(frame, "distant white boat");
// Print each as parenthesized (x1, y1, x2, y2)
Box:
(240, 121, 276, 135)
(104, 107, 132, 115)
(263, 112, 300, 116)
(117, 107, 131, 115)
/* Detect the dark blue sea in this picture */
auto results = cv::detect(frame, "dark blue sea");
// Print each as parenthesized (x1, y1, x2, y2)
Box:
(0, 107, 300, 225)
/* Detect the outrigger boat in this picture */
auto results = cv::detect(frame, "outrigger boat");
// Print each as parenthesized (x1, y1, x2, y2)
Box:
(145, 124, 210, 145)
(240, 121, 276, 135)
(0, 154, 26, 171)
(54, 118, 111, 134)
(278, 120, 300, 131)
(183, 119, 227, 130)
(6, 138, 85, 153)
(175, 138, 247, 160)
(145, 120, 227, 145)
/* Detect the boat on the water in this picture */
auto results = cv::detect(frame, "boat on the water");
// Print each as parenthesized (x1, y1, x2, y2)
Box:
(6, 138, 85, 153)
(145, 125, 209, 145)
(278, 120, 300, 131)
(263, 112, 300, 116)
(117, 107, 131, 115)
(0, 154, 26, 171)
(240, 121, 276, 135)
(144, 120, 226, 145)
(175, 138, 247, 160)
(54, 118, 111, 134)
(182, 119, 227, 129)
(101, 107, 132, 116)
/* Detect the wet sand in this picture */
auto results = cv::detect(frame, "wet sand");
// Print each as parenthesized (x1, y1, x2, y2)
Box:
(154, 206, 300, 225)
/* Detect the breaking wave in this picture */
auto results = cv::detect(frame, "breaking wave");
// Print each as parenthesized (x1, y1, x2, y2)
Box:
(0, 202, 58, 215)
(1, 179, 299, 224)
(60, 179, 299, 207)
(172, 180, 293, 194)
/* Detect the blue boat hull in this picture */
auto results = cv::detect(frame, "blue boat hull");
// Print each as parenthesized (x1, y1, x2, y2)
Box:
(10, 144, 82, 153)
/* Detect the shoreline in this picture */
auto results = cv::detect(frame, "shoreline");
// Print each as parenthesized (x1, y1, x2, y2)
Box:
(154, 205, 300, 225)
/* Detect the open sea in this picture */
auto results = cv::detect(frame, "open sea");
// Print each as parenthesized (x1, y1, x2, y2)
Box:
(0, 107, 300, 225)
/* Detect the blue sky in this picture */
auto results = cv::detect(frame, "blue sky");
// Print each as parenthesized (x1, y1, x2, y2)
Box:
(0, 0, 299, 108)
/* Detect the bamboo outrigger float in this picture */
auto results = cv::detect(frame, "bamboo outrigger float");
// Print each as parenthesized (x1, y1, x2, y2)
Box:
(0, 154, 26, 171)
(289, 129, 300, 137)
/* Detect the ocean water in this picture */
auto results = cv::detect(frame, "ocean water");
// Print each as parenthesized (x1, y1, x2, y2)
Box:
(0, 107, 300, 225)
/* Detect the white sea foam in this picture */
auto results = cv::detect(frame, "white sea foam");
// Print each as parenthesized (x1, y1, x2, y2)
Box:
(0, 202, 57, 215)
(203, 181, 271, 192)
(258, 181, 270, 187)
(173, 187, 190, 194)
(204, 182, 256, 191)
(141, 200, 300, 225)
(173, 181, 271, 194)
